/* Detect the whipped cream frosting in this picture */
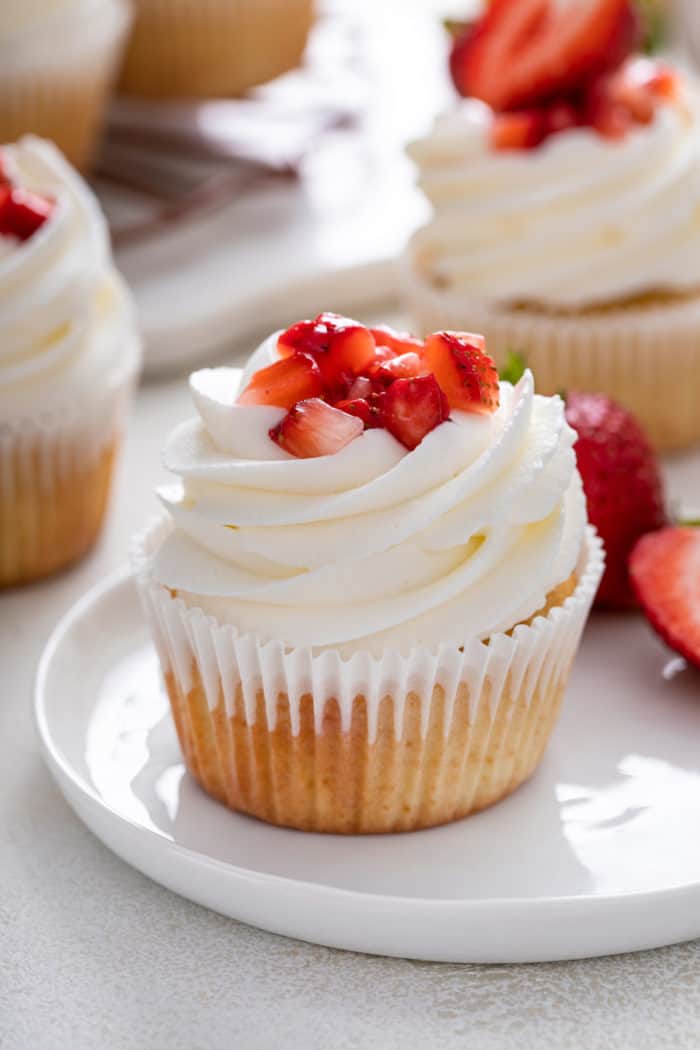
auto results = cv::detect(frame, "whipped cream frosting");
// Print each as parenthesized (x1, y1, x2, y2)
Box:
(150, 333, 587, 654)
(408, 75, 700, 309)
(0, 136, 140, 426)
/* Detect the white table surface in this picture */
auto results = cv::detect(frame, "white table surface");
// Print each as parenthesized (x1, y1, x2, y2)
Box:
(3, 308, 700, 1050)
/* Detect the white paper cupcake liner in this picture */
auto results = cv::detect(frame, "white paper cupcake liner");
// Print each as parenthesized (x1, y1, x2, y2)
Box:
(130, 518, 603, 833)
(0, 335, 141, 586)
(402, 256, 700, 451)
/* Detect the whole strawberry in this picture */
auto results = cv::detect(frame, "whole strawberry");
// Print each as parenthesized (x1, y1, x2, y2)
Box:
(565, 392, 666, 609)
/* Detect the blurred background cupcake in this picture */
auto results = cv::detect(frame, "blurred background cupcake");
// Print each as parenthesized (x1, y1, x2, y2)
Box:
(118, 0, 315, 98)
(0, 137, 141, 587)
(0, 0, 131, 171)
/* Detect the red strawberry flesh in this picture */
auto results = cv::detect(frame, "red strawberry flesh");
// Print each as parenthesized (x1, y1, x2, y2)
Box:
(565, 392, 666, 609)
(629, 527, 700, 669)
(423, 332, 500, 415)
(369, 325, 423, 356)
(269, 398, 363, 458)
(238, 352, 323, 409)
(381, 375, 450, 450)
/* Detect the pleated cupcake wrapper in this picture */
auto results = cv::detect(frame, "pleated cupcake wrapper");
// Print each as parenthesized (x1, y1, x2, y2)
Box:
(0, 339, 140, 586)
(131, 519, 603, 832)
(0, 0, 131, 170)
(119, 0, 314, 98)
(402, 258, 700, 452)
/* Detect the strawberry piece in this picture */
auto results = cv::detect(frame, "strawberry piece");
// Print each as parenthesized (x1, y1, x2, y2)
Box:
(646, 65, 681, 102)
(369, 325, 423, 356)
(422, 331, 499, 415)
(565, 392, 666, 609)
(381, 375, 450, 451)
(629, 527, 700, 669)
(346, 375, 375, 400)
(0, 186, 53, 240)
(238, 352, 323, 409)
(333, 397, 384, 429)
(608, 67, 655, 124)
(451, 0, 640, 111)
(277, 313, 375, 393)
(545, 100, 580, 136)
(490, 110, 546, 150)
(372, 351, 426, 384)
(269, 398, 363, 458)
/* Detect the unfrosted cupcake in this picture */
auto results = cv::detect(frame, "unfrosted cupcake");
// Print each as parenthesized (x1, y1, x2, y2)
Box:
(0, 137, 141, 587)
(119, 0, 314, 98)
(132, 314, 602, 834)
(0, 0, 131, 171)
(404, 0, 700, 450)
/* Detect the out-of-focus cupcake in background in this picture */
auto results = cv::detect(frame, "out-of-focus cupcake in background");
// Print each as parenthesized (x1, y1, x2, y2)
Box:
(119, 0, 315, 98)
(0, 0, 131, 171)
(404, 0, 700, 452)
(0, 137, 141, 587)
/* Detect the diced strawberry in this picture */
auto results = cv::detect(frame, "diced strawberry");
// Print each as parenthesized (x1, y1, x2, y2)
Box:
(490, 110, 546, 151)
(0, 186, 53, 240)
(369, 325, 423, 356)
(608, 69, 655, 124)
(346, 375, 375, 400)
(269, 398, 364, 458)
(238, 352, 323, 409)
(450, 0, 640, 111)
(584, 79, 633, 139)
(277, 313, 375, 392)
(372, 352, 426, 384)
(422, 332, 500, 415)
(646, 65, 681, 102)
(545, 100, 580, 136)
(629, 527, 700, 669)
(381, 375, 450, 451)
(333, 397, 384, 429)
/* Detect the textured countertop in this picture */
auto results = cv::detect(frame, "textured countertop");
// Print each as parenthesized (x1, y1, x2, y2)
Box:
(3, 347, 700, 1050)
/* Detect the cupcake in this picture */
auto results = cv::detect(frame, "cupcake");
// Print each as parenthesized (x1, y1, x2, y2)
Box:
(0, 0, 131, 171)
(404, 0, 700, 451)
(132, 314, 602, 834)
(119, 0, 315, 99)
(0, 137, 141, 588)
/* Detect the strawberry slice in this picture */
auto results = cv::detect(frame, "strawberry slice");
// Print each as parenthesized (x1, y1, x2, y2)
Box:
(372, 351, 426, 384)
(238, 352, 323, 409)
(629, 527, 700, 669)
(490, 110, 546, 151)
(451, 0, 640, 111)
(369, 325, 423, 356)
(381, 375, 450, 451)
(270, 398, 364, 458)
(423, 332, 500, 415)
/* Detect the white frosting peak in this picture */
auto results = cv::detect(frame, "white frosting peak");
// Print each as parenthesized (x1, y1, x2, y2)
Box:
(151, 335, 587, 653)
(408, 78, 700, 309)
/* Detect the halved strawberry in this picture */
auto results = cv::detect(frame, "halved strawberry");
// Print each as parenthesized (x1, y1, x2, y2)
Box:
(451, 0, 640, 111)
(372, 351, 426, 384)
(629, 527, 700, 669)
(238, 352, 323, 409)
(490, 110, 546, 151)
(381, 375, 450, 451)
(423, 332, 500, 415)
(269, 398, 364, 458)
(369, 325, 423, 356)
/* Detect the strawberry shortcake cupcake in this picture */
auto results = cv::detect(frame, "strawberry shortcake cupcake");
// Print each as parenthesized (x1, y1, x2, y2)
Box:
(405, 0, 700, 450)
(0, 137, 140, 587)
(132, 313, 603, 834)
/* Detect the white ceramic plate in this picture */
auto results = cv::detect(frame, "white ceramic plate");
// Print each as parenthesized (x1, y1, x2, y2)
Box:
(36, 570, 700, 964)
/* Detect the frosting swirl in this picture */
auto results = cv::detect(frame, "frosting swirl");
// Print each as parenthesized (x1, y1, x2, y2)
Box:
(0, 136, 139, 425)
(408, 78, 700, 309)
(151, 334, 587, 654)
